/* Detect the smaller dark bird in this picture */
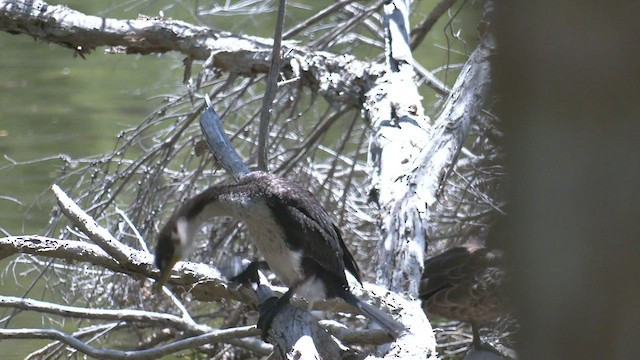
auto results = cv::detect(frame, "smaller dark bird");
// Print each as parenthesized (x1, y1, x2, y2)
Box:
(420, 244, 509, 350)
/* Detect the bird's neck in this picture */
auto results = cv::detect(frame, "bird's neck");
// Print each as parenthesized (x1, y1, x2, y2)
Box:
(177, 183, 256, 232)
(169, 185, 254, 257)
(173, 181, 308, 286)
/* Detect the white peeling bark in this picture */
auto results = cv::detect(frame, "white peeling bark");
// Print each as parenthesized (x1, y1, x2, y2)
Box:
(255, 285, 350, 360)
(364, 1, 436, 359)
(366, 0, 431, 297)
(365, 1, 496, 358)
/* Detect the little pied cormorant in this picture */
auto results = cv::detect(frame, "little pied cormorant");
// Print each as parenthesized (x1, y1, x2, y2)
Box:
(154, 171, 404, 337)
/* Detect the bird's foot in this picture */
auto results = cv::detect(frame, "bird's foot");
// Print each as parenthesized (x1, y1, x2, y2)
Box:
(257, 296, 284, 341)
(230, 260, 267, 286)
(470, 341, 505, 358)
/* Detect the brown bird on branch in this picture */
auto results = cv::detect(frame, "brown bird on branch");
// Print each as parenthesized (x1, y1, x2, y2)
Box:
(420, 244, 509, 351)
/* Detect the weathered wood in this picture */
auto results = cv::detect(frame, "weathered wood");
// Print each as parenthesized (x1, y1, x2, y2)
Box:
(364, 1, 436, 359)
(257, 286, 348, 360)
(413, 32, 496, 210)
(0, 0, 378, 107)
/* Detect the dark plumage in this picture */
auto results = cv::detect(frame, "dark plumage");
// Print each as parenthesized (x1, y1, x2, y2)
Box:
(420, 245, 509, 349)
(154, 171, 403, 337)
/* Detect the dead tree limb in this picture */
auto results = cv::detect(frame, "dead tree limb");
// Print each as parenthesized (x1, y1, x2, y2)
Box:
(0, 0, 378, 107)
(0, 295, 212, 334)
(364, 0, 497, 358)
(364, 1, 436, 359)
(0, 326, 261, 360)
(367, 0, 496, 301)
(414, 31, 496, 209)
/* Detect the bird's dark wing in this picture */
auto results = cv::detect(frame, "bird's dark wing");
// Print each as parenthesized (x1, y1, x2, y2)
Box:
(421, 247, 474, 299)
(334, 224, 362, 283)
(420, 246, 507, 323)
(422, 247, 504, 293)
(258, 173, 359, 283)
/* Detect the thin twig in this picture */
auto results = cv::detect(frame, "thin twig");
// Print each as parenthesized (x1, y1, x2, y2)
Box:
(257, 0, 286, 171)
(283, 0, 353, 39)
(0, 326, 260, 360)
(53, 184, 133, 266)
(410, 0, 458, 50)
(0, 295, 210, 334)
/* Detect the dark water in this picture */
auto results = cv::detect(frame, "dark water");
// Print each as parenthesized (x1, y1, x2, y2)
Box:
(0, 11, 186, 235)
(0, 2, 185, 357)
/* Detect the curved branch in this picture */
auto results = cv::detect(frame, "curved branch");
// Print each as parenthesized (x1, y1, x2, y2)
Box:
(25, 322, 123, 360)
(415, 31, 496, 207)
(255, 285, 346, 359)
(410, 0, 458, 50)
(0, 0, 378, 107)
(199, 105, 251, 180)
(0, 235, 120, 268)
(0, 295, 211, 334)
(0, 326, 260, 360)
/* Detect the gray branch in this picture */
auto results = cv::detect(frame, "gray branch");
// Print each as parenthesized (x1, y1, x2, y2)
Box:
(256, 285, 348, 360)
(365, 0, 496, 356)
(365, 0, 471, 359)
(199, 104, 251, 180)
(0, 234, 241, 302)
(0, 295, 211, 334)
(0, 235, 118, 267)
(0, 0, 379, 107)
(0, 326, 260, 360)
(414, 31, 496, 208)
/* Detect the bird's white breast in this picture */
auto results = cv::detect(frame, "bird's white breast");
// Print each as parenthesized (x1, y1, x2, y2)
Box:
(220, 195, 304, 287)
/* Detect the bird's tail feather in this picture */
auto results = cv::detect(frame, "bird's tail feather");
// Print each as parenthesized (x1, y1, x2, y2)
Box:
(342, 292, 405, 337)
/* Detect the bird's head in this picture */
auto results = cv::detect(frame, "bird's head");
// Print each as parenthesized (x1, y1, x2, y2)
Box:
(154, 217, 188, 291)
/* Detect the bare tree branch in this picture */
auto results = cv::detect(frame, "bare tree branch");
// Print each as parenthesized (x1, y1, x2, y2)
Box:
(255, 285, 349, 360)
(415, 31, 496, 208)
(368, 0, 430, 295)
(257, 0, 286, 171)
(364, 0, 464, 358)
(283, 0, 353, 40)
(0, 234, 239, 302)
(0, 326, 260, 360)
(410, 0, 458, 50)
(25, 322, 124, 360)
(0, 295, 211, 333)
(0, 0, 378, 107)
(0, 235, 120, 269)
